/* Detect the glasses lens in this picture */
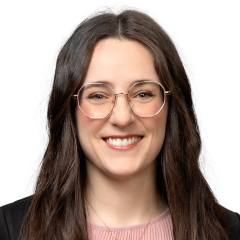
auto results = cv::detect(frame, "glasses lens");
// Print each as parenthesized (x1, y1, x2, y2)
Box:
(128, 82, 165, 117)
(78, 84, 114, 118)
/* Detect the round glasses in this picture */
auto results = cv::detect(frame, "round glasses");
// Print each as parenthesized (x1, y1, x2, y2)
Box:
(73, 81, 171, 119)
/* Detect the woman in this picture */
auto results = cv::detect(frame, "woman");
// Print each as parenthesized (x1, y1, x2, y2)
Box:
(0, 9, 239, 240)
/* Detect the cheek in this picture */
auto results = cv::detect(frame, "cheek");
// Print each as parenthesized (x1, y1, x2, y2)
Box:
(74, 107, 103, 147)
(75, 107, 92, 148)
(145, 107, 168, 134)
(75, 108, 95, 163)
(155, 108, 168, 141)
(141, 107, 168, 152)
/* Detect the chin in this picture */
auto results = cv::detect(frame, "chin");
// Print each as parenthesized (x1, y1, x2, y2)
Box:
(102, 158, 155, 181)
(104, 169, 142, 180)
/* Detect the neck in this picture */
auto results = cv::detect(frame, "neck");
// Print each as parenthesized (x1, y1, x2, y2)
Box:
(85, 161, 168, 227)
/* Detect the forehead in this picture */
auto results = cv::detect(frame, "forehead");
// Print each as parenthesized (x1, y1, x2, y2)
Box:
(82, 38, 160, 88)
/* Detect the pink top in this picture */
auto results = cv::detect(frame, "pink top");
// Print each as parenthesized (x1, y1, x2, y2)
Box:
(87, 208, 173, 240)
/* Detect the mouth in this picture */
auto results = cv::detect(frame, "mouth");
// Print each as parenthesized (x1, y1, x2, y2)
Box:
(103, 136, 143, 147)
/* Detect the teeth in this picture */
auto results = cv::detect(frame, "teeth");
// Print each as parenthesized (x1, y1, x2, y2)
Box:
(116, 139, 121, 147)
(108, 138, 113, 145)
(122, 139, 128, 147)
(106, 137, 142, 147)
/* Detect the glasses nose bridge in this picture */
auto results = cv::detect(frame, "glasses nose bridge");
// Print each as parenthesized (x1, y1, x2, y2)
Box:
(113, 92, 130, 108)
(114, 92, 128, 97)
(114, 92, 129, 101)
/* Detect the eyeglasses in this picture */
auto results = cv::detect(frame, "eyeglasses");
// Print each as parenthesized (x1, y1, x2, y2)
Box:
(73, 81, 171, 119)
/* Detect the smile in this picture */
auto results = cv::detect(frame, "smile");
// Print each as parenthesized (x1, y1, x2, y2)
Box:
(104, 137, 142, 147)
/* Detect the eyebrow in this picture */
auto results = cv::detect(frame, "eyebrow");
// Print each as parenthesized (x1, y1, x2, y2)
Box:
(89, 79, 155, 88)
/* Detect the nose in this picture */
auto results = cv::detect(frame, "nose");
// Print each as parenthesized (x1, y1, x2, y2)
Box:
(109, 93, 134, 127)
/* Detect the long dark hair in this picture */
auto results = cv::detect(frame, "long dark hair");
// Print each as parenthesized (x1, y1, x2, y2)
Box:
(23, 9, 229, 240)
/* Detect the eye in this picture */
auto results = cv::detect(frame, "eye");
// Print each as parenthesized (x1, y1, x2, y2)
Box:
(88, 93, 107, 100)
(136, 91, 154, 99)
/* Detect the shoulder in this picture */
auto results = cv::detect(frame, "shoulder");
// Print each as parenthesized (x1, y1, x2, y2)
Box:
(0, 196, 31, 240)
(0, 199, 239, 240)
(222, 206, 240, 240)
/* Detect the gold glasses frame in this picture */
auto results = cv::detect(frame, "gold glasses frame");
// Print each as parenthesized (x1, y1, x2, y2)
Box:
(72, 81, 171, 119)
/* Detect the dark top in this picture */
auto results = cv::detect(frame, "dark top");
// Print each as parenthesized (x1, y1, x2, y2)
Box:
(0, 197, 240, 240)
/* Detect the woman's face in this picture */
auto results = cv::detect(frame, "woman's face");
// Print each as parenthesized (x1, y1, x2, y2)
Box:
(75, 38, 169, 180)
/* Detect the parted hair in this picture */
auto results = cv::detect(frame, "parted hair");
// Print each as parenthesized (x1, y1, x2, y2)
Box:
(23, 9, 229, 240)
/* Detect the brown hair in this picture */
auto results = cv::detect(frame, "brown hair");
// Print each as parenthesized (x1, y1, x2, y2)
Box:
(23, 9, 229, 240)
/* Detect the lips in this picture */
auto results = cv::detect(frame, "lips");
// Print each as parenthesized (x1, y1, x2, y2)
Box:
(104, 137, 142, 147)
(102, 134, 143, 148)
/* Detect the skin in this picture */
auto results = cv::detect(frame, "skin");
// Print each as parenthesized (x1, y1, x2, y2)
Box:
(75, 38, 169, 227)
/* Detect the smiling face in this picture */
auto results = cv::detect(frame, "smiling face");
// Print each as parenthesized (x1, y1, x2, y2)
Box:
(75, 38, 169, 180)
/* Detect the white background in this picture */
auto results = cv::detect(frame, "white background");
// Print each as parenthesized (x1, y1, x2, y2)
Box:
(0, 1, 239, 212)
